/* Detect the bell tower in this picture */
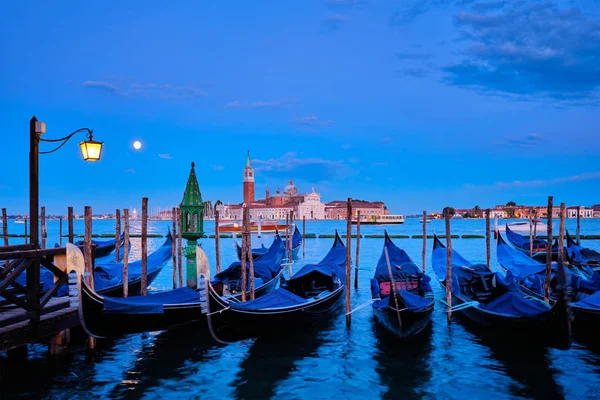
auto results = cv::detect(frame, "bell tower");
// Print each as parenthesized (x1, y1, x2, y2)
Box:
(243, 150, 255, 203)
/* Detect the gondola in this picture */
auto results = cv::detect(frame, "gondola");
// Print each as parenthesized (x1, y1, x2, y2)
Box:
(566, 230, 600, 268)
(497, 233, 600, 337)
(370, 232, 434, 338)
(235, 226, 302, 261)
(74, 234, 285, 337)
(432, 234, 571, 349)
(75, 233, 126, 258)
(504, 224, 558, 262)
(206, 232, 347, 342)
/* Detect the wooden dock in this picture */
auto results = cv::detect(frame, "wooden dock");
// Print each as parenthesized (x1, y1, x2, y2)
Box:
(0, 244, 79, 354)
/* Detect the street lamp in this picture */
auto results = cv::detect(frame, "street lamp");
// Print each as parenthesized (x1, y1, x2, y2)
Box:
(29, 116, 103, 248)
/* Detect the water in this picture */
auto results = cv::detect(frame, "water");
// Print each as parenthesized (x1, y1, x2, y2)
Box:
(2, 218, 600, 399)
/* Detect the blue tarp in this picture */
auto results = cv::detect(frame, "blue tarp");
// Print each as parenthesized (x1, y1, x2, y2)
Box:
(230, 287, 307, 311)
(213, 235, 285, 285)
(431, 236, 493, 286)
(496, 242, 547, 280)
(373, 290, 434, 313)
(574, 290, 600, 310)
(373, 233, 421, 283)
(95, 235, 172, 280)
(481, 291, 550, 316)
(289, 234, 346, 283)
(75, 232, 124, 249)
(103, 287, 199, 314)
(505, 224, 550, 252)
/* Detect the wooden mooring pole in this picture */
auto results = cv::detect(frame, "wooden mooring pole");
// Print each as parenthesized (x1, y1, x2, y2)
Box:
(576, 205, 581, 245)
(59, 217, 63, 247)
(85, 206, 96, 350)
(534, 212, 538, 239)
(444, 207, 453, 325)
(345, 198, 352, 327)
(485, 209, 491, 268)
(422, 211, 427, 273)
(215, 210, 221, 274)
(354, 210, 360, 289)
(177, 208, 183, 287)
(494, 214, 498, 240)
(544, 196, 554, 303)
(241, 204, 248, 302)
(559, 203, 566, 267)
(68, 206, 74, 243)
(529, 211, 533, 257)
(288, 211, 293, 278)
(123, 209, 130, 297)
(247, 207, 255, 300)
(172, 207, 177, 289)
(41, 206, 46, 248)
(2, 208, 8, 247)
(24, 216, 28, 244)
(115, 209, 121, 262)
(141, 197, 148, 295)
(302, 215, 306, 259)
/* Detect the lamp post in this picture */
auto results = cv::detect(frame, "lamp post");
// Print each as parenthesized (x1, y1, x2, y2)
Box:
(29, 115, 103, 247)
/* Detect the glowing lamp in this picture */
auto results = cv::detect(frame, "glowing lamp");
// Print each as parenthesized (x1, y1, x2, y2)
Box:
(79, 135, 103, 161)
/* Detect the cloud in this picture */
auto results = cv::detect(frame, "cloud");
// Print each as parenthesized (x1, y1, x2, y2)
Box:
(124, 168, 136, 174)
(443, 2, 600, 101)
(158, 153, 173, 159)
(396, 52, 433, 60)
(253, 152, 350, 181)
(401, 67, 429, 78)
(225, 99, 291, 109)
(82, 81, 122, 96)
(322, 13, 349, 32)
(465, 171, 600, 189)
(295, 115, 335, 128)
(494, 134, 545, 147)
(470, 1, 505, 12)
(82, 81, 208, 99)
(390, 1, 474, 26)
(210, 165, 225, 171)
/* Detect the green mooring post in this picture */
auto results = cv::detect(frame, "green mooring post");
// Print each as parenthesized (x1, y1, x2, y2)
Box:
(180, 162, 205, 289)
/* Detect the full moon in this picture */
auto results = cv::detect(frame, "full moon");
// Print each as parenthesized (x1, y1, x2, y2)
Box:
(133, 141, 142, 150)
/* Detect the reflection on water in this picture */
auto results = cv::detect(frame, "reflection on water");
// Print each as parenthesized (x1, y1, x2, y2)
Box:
(2, 219, 600, 399)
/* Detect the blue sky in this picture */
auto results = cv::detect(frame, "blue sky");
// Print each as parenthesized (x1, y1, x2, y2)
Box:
(1, 0, 599, 215)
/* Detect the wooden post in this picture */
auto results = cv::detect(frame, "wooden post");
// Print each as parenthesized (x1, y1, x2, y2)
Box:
(422, 211, 427, 273)
(41, 206, 46, 248)
(544, 196, 553, 303)
(493, 214, 498, 239)
(247, 207, 255, 300)
(115, 209, 121, 262)
(302, 216, 306, 259)
(68, 206, 74, 243)
(354, 210, 360, 289)
(529, 211, 533, 257)
(289, 210, 294, 267)
(2, 208, 8, 247)
(576, 205, 581, 245)
(559, 203, 566, 268)
(172, 207, 177, 289)
(141, 197, 148, 296)
(241, 204, 247, 302)
(59, 217, 63, 247)
(345, 198, 352, 327)
(444, 207, 453, 324)
(24, 216, 28, 244)
(84, 206, 94, 288)
(123, 209, 130, 297)
(177, 208, 183, 287)
(485, 209, 491, 268)
(215, 210, 221, 274)
(384, 246, 403, 332)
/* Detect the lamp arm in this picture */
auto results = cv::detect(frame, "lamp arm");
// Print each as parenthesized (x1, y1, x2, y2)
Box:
(39, 128, 94, 155)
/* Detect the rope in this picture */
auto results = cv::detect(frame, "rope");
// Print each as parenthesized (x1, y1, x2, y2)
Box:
(424, 293, 479, 312)
(345, 298, 375, 315)
(206, 306, 230, 316)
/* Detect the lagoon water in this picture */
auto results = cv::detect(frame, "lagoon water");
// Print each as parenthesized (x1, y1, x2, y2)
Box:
(2, 218, 600, 399)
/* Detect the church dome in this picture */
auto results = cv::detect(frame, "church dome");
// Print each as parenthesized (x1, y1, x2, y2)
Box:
(284, 179, 298, 196)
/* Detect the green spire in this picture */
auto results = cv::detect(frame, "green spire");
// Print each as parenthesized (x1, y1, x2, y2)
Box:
(246, 150, 252, 168)
(181, 162, 203, 207)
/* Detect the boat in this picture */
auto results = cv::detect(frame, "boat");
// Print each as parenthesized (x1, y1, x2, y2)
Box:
(75, 233, 126, 258)
(219, 220, 287, 233)
(497, 233, 600, 338)
(235, 226, 302, 261)
(504, 224, 558, 262)
(352, 214, 405, 225)
(432, 234, 571, 349)
(205, 232, 347, 342)
(370, 232, 434, 338)
(419, 219, 430, 224)
(566, 230, 600, 268)
(497, 220, 547, 233)
(14, 218, 24, 224)
(74, 235, 285, 337)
